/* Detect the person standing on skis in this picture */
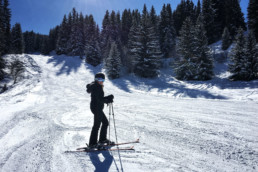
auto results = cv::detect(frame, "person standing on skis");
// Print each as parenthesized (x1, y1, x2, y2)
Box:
(86, 73, 114, 147)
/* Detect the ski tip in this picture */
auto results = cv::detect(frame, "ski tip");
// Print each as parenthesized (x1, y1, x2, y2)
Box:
(136, 138, 140, 143)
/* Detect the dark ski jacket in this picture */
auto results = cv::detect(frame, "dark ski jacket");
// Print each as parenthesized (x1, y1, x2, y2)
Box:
(86, 81, 112, 110)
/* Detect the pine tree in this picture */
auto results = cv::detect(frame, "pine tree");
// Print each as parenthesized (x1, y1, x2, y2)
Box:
(0, 0, 4, 56)
(68, 10, 85, 56)
(10, 23, 24, 54)
(173, 0, 195, 35)
(23, 31, 36, 53)
(175, 17, 196, 80)
(196, 0, 201, 20)
(159, 4, 176, 58)
(133, 4, 161, 78)
(229, 28, 246, 81)
(40, 36, 50, 55)
(248, 0, 258, 41)
(48, 26, 59, 52)
(202, 0, 216, 44)
(105, 42, 122, 79)
(2, 0, 11, 54)
(193, 15, 213, 80)
(222, 27, 231, 50)
(121, 9, 132, 46)
(56, 15, 69, 55)
(127, 17, 141, 73)
(211, 0, 226, 42)
(245, 31, 258, 80)
(85, 14, 101, 66)
(224, 0, 246, 39)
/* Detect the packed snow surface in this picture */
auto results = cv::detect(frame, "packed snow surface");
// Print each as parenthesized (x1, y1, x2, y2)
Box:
(0, 54, 258, 172)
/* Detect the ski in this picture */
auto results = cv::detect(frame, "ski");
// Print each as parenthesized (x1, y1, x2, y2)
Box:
(76, 138, 140, 151)
(65, 146, 134, 153)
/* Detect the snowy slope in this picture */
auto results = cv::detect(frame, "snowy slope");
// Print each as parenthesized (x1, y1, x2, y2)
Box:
(0, 54, 257, 172)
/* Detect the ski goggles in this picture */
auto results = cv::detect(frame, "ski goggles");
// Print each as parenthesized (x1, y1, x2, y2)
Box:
(96, 78, 105, 82)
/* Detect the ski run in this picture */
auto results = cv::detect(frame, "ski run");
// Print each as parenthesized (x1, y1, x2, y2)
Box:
(0, 54, 258, 172)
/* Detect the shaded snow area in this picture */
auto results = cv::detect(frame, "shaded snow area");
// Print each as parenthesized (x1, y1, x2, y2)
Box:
(0, 54, 257, 172)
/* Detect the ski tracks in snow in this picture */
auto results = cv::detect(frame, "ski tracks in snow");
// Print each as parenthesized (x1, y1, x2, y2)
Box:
(0, 54, 258, 172)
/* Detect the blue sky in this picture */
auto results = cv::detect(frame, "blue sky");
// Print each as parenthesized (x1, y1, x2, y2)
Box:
(9, 0, 248, 35)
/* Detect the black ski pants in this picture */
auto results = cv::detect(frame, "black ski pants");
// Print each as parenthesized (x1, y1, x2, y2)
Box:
(89, 105, 109, 146)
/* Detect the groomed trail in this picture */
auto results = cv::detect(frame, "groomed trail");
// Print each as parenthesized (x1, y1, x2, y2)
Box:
(0, 54, 257, 172)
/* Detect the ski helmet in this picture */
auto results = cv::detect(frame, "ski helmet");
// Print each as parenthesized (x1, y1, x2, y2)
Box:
(95, 72, 105, 81)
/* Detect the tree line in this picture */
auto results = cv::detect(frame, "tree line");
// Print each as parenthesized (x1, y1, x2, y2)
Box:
(1, 0, 258, 82)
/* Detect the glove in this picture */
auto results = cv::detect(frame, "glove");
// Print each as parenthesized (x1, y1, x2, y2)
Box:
(106, 94, 114, 103)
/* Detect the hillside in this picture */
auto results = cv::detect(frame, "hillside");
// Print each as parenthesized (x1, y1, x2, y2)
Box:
(0, 54, 257, 172)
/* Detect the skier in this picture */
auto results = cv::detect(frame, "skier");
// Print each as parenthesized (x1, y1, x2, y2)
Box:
(86, 73, 114, 148)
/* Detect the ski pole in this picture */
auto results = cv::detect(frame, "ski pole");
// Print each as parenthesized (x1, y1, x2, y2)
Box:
(108, 103, 111, 144)
(111, 103, 124, 172)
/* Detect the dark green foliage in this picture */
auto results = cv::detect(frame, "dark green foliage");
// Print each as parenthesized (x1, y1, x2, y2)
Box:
(56, 15, 69, 55)
(172, 0, 196, 35)
(175, 16, 213, 81)
(248, 0, 258, 41)
(133, 4, 162, 78)
(159, 4, 176, 58)
(224, 0, 246, 39)
(23, 31, 35, 53)
(229, 28, 246, 80)
(244, 31, 258, 80)
(222, 27, 231, 50)
(41, 36, 50, 55)
(105, 42, 122, 79)
(85, 15, 101, 66)
(175, 17, 195, 80)
(10, 23, 24, 54)
(127, 17, 141, 73)
(48, 26, 59, 52)
(202, 0, 216, 44)
(193, 15, 213, 80)
(121, 9, 132, 46)
(0, 0, 11, 56)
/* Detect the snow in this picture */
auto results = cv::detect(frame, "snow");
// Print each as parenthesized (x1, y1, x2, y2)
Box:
(0, 54, 258, 172)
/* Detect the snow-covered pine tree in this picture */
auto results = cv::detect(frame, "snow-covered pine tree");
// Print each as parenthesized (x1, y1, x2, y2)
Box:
(193, 15, 213, 80)
(127, 17, 141, 73)
(222, 27, 231, 50)
(85, 15, 101, 66)
(133, 4, 161, 78)
(174, 17, 196, 80)
(244, 31, 258, 80)
(105, 42, 122, 79)
(100, 10, 111, 59)
(10, 23, 24, 54)
(85, 38, 101, 66)
(68, 12, 85, 57)
(56, 15, 69, 55)
(229, 28, 246, 81)
(248, 0, 258, 41)
(159, 4, 176, 58)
